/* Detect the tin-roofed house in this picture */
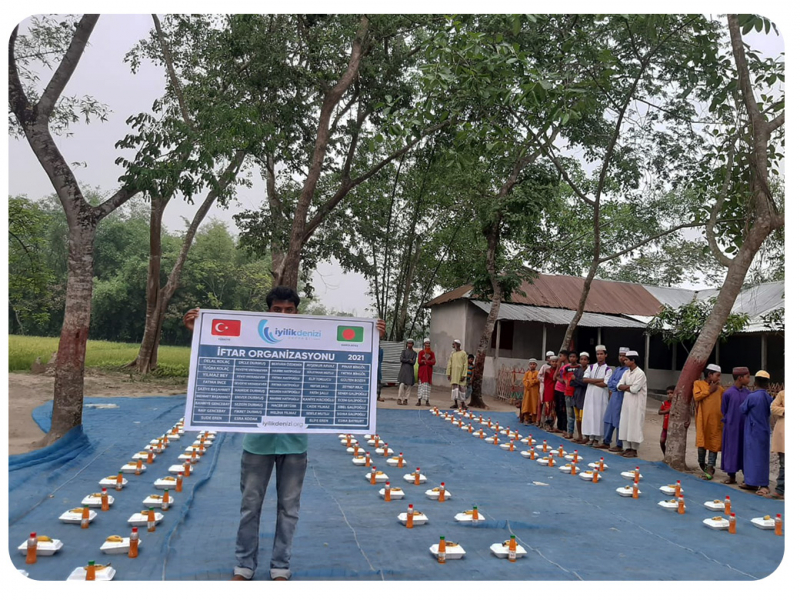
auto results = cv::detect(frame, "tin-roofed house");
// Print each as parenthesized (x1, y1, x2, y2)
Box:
(425, 274, 783, 396)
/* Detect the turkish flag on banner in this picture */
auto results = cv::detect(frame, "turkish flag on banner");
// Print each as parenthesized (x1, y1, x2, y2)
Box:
(211, 319, 241, 336)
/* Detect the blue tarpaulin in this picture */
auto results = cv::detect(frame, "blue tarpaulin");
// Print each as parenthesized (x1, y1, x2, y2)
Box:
(8, 398, 784, 580)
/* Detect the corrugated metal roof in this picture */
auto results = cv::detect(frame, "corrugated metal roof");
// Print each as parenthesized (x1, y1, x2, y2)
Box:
(471, 301, 647, 329)
(641, 285, 717, 309)
(379, 341, 406, 384)
(428, 274, 663, 316)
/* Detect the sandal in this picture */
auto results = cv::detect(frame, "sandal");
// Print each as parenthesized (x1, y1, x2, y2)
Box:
(738, 483, 758, 491)
(755, 487, 771, 497)
(722, 476, 737, 484)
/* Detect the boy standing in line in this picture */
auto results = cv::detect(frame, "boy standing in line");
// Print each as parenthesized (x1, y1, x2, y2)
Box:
(658, 385, 675, 456)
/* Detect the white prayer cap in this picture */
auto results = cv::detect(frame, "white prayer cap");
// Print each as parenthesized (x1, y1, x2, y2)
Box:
(545, 351, 554, 357)
(595, 345, 606, 352)
(529, 358, 537, 363)
(626, 350, 639, 357)
(453, 339, 461, 345)
(619, 347, 630, 354)
(407, 338, 414, 343)
(580, 351, 590, 357)
(423, 338, 430, 343)
(706, 364, 721, 373)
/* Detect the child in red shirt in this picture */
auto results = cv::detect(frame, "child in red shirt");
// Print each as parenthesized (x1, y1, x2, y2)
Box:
(658, 385, 675, 455)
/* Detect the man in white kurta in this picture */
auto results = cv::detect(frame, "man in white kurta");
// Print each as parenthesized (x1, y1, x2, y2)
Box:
(582, 345, 613, 445)
(617, 350, 648, 458)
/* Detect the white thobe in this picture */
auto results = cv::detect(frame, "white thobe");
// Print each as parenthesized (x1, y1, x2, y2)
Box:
(618, 367, 648, 444)
(582, 363, 612, 437)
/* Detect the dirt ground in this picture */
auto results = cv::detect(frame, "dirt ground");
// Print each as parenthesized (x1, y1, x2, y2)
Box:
(7, 373, 780, 493)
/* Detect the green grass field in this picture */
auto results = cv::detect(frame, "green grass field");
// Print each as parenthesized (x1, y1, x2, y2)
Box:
(9, 335, 191, 377)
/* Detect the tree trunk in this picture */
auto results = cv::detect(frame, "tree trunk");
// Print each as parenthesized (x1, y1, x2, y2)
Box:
(468, 217, 502, 409)
(397, 238, 422, 339)
(561, 262, 598, 351)
(664, 212, 773, 469)
(46, 222, 97, 444)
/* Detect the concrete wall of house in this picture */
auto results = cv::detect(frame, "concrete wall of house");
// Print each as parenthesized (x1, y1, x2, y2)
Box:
(430, 300, 467, 387)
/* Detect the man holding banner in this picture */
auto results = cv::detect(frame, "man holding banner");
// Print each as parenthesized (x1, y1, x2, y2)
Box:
(184, 286, 386, 581)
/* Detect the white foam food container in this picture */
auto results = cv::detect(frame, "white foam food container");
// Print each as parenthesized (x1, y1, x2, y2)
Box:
(454, 511, 485, 522)
(154, 477, 178, 489)
(194, 439, 213, 446)
(403, 473, 428, 483)
(536, 458, 555, 466)
(169, 464, 194, 474)
(80, 494, 115, 508)
(98, 476, 128, 488)
(751, 517, 776, 530)
(378, 487, 405, 500)
(367, 439, 386, 447)
(703, 517, 730, 530)
(59, 509, 98, 524)
(142, 494, 175, 508)
(559, 464, 577, 473)
(100, 536, 143, 555)
(490, 542, 528, 558)
(177, 453, 199, 461)
(520, 436, 535, 444)
(428, 543, 465, 560)
(364, 471, 390, 483)
(120, 463, 147, 474)
(621, 471, 643, 480)
(425, 488, 452, 500)
(352, 456, 368, 465)
(67, 565, 116, 581)
(616, 486, 641, 497)
(17, 538, 63, 556)
(166, 434, 181, 441)
(472, 431, 486, 438)
(563, 453, 582, 462)
(485, 437, 503, 445)
(127, 511, 164, 526)
(397, 512, 429, 525)
(131, 451, 151, 460)
(184, 444, 206, 452)
(587, 462, 606, 470)
(520, 450, 538, 459)
(375, 448, 394, 457)
(658, 499, 679, 510)
(386, 457, 407, 466)
(340, 437, 355, 445)
(703, 500, 726, 511)
(579, 471, 601, 481)
(461, 426, 472, 431)
(659, 485, 677, 496)
(346, 447, 366, 455)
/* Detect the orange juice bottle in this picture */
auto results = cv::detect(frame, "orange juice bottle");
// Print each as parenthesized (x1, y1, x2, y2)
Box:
(548, 455, 554, 467)
(147, 508, 156, 532)
(508, 535, 517, 563)
(677, 495, 685, 514)
(728, 512, 737, 534)
(81, 505, 90, 529)
(383, 445, 389, 457)
(528, 437, 534, 448)
(116, 471, 124, 491)
(515, 430, 520, 441)
(479, 429, 485, 439)
(25, 532, 37, 564)
(365, 452, 371, 467)
(570, 462, 576, 476)
(530, 448, 536, 461)
(633, 482, 639, 499)
(184, 459, 191, 477)
(128, 527, 139, 558)
(370, 466, 377, 485)
(634, 467, 640, 484)
(438, 483, 446, 503)
(493, 434, 499, 445)
(135, 458, 143, 475)
(472, 505, 479, 523)
(146, 449, 154, 464)
(85, 560, 96, 580)
(543, 440, 548, 453)
(558, 445, 564, 457)
(414, 468, 421, 485)
(346, 436, 352, 448)
(468, 424, 473, 434)
(509, 441, 514, 452)
(198, 443, 205, 456)
(397, 453, 404, 468)
(406, 504, 414, 529)
(724, 496, 731, 516)
(775, 514, 783, 536)
(592, 466, 599, 483)
(161, 489, 170, 511)
(384, 481, 392, 502)
(176, 473, 183, 492)
(599, 457, 605, 472)
(156, 438, 163, 452)
(675, 480, 681, 497)
(438, 536, 446, 564)
(191, 447, 198, 462)
(101, 488, 109, 511)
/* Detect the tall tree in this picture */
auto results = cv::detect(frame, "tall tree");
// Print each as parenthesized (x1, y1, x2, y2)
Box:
(9, 15, 139, 444)
(664, 14, 784, 469)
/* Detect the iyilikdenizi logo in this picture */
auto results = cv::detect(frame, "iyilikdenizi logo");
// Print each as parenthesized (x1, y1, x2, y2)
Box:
(257, 319, 322, 345)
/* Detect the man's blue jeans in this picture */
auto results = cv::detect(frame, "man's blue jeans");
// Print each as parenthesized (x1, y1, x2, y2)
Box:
(565, 397, 576, 434)
(603, 422, 622, 448)
(234, 451, 308, 580)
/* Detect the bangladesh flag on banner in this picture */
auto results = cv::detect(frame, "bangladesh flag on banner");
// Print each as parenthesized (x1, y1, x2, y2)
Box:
(337, 325, 364, 342)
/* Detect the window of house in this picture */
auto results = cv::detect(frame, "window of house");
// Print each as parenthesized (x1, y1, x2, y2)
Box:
(490, 321, 514, 350)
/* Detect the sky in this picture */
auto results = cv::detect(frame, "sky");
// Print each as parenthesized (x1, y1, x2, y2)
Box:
(6, 11, 786, 314)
